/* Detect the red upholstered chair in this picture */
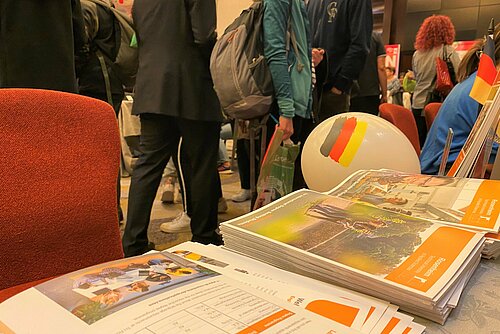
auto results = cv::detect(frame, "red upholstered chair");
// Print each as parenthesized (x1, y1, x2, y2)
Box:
(424, 102, 442, 131)
(0, 89, 124, 302)
(378, 103, 421, 156)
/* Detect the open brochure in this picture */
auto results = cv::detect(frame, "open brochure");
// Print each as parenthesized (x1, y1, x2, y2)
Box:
(168, 242, 425, 334)
(329, 169, 500, 233)
(0, 251, 359, 334)
(220, 189, 484, 324)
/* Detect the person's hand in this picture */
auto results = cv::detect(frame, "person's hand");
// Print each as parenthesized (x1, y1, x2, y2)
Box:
(381, 95, 388, 103)
(312, 48, 325, 67)
(331, 87, 342, 95)
(277, 116, 294, 140)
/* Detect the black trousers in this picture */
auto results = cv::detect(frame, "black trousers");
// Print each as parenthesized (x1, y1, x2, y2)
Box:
(349, 95, 381, 116)
(236, 138, 257, 190)
(236, 113, 314, 194)
(288, 115, 315, 190)
(411, 108, 428, 148)
(318, 90, 350, 123)
(122, 113, 221, 257)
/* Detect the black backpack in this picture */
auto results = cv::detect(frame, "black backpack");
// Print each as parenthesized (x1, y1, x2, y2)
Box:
(81, 0, 138, 90)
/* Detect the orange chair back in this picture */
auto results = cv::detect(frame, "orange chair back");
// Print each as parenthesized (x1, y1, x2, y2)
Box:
(0, 89, 124, 297)
(379, 103, 421, 156)
(424, 102, 442, 131)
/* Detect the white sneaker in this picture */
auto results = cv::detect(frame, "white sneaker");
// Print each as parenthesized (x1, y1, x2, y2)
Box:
(231, 189, 251, 202)
(160, 212, 191, 233)
(218, 197, 228, 213)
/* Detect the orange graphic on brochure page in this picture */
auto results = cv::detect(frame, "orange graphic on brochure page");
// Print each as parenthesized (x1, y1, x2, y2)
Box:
(0, 321, 15, 334)
(305, 299, 360, 328)
(364, 307, 376, 324)
(462, 182, 500, 230)
(381, 317, 400, 334)
(385, 226, 476, 292)
(237, 309, 294, 334)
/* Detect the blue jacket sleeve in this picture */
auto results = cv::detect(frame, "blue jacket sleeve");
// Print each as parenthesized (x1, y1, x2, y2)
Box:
(333, 0, 372, 92)
(263, 0, 295, 118)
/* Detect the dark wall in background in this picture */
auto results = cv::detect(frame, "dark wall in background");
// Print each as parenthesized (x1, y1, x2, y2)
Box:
(384, 0, 499, 73)
(404, 0, 499, 51)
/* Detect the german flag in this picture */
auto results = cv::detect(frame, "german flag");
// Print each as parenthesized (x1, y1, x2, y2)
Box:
(320, 117, 367, 167)
(470, 35, 497, 105)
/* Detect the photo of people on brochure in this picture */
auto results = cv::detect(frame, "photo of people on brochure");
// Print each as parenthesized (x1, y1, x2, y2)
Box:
(171, 250, 229, 268)
(330, 170, 471, 223)
(238, 191, 434, 277)
(36, 253, 218, 324)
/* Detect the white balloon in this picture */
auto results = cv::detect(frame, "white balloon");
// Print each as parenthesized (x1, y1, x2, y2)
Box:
(302, 112, 420, 192)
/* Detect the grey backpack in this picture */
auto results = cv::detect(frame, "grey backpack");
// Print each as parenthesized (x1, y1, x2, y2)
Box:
(210, 1, 274, 120)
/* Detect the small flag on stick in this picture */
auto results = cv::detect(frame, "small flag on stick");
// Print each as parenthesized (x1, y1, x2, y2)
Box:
(470, 19, 497, 105)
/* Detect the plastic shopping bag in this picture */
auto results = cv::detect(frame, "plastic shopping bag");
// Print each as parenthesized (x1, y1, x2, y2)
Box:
(253, 129, 300, 210)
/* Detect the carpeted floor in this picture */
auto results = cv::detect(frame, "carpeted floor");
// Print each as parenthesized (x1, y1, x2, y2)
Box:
(119, 164, 252, 252)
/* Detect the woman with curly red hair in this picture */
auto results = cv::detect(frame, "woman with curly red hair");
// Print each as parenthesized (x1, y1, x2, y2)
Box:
(411, 15, 460, 147)
(420, 24, 500, 175)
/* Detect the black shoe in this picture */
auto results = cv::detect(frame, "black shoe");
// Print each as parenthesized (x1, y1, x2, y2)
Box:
(118, 207, 124, 224)
(123, 242, 156, 258)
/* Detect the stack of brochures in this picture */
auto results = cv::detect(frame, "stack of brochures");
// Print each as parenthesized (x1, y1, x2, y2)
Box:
(484, 233, 500, 259)
(220, 189, 485, 324)
(169, 242, 426, 334)
(329, 169, 500, 259)
(0, 249, 361, 333)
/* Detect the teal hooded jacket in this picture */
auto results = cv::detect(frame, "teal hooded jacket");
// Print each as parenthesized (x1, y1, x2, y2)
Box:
(262, 0, 313, 119)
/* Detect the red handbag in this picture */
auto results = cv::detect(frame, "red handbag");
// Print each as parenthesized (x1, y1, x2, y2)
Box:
(435, 47, 454, 96)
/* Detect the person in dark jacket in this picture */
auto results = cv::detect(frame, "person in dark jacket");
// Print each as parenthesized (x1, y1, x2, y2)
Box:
(78, 0, 125, 114)
(307, 0, 372, 122)
(350, 31, 387, 115)
(122, 0, 223, 257)
(0, 0, 86, 93)
(78, 0, 126, 222)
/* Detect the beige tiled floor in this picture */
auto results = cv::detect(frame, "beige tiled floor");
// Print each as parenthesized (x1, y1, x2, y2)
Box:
(119, 164, 251, 251)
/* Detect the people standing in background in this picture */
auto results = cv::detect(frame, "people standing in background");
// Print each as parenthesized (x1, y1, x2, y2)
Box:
(386, 67, 403, 106)
(403, 70, 416, 95)
(307, 0, 372, 122)
(420, 25, 500, 175)
(262, 0, 319, 191)
(78, 0, 125, 114)
(350, 31, 387, 115)
(122, 0, 223, 257)
(0, 0, 86, 92)
(78, 0, 126, 222)
(398, 72, 405, 86)
(402, 70, 416, 109)
(411, 15, 460, 148)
